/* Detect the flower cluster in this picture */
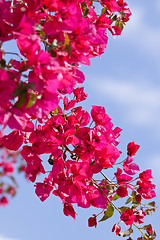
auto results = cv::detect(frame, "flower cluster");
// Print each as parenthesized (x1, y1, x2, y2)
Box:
(0, 0, 157, 239)
(0, 88, 157, 239)
(0, 0, 131, 130)
(0, 131, 25, 205)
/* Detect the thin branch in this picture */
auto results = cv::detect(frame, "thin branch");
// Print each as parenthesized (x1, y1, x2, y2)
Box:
(91, 179, 121, 214)
(5, 51, 26, 62)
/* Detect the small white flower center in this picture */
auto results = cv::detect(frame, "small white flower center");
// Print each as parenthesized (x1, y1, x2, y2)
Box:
(97, 132, 101, 137)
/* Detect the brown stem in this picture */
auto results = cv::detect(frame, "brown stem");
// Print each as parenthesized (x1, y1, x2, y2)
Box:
(91, 179, 121, 214)
(62, 145, 74, 154)
(41, 38, 51, 46)
(100, 171, 115, 184)
(133, 223, 146, 237)
(5, 51, 26, 62)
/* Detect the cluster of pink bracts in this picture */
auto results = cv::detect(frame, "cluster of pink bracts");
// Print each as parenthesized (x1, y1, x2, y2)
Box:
(0, 0, 156, 239)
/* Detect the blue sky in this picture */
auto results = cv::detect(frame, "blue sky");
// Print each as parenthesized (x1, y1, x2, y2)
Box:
(0, 0, 160, 239)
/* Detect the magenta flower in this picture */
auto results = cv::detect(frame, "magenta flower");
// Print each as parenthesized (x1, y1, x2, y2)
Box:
(63, 203, 77, 219)
(127, 141, 140, 156)
(120, 208, 135, 226)
(116, 186, 128, 197)
(123, 156, 140, 175)
(1, 130, 23, 151)
(112, 223, 121, 235)
(88, 215, 97, 228)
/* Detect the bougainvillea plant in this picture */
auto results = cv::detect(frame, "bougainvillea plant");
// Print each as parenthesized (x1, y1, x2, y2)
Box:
(0, 0, 156, 239)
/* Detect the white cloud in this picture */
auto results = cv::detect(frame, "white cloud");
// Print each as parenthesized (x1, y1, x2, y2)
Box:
(124, 5, 160, 62)
(155, 0, 160, 12)
(147, 154, 160, 182)
(91, 77, 160, 128)
(0, 236, 18, 240)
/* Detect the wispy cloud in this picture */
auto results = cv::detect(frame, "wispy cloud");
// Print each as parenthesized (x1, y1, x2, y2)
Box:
(124, 4, 160, 62)
(91, 77, 160, 129)
(155, 0, 160, 12)
(0, 236, 18, 240)
(147, 154, 160, 183)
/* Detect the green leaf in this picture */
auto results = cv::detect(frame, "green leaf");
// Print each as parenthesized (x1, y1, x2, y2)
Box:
(18, 166, 24, 173)
(119, 22, 124, 31)
(143, 224, 152, 230)
(19, 64, 29, 73)
(131, 191, 136, 197)
(48, 158, 54, 165)
(65, 44, 72, 56)
(0, 59, 6, 68)
(131, 202, 140, 209)
(119, 206, 128, 213)
(125, 197, 132, 204)
(5, 186, 16, 197)
(115, 20, 119, 27)
(112, 15, 117, 21)
(99, 204, 114, 222)
(10, 176, 16, 184)
(148, 201, 156, 207)
(114, 20, 124, 31)
(81, 2, 89, 17)
(145, 208, 156, 215)
(120, 11, 125, 19)
(64, 33, 70, 46)
(47, 44, 57, 58)
(12, 82, 35, 97)
(13, 82, 37, 108)
(50, 107, 59, 116)
(48, 40, 62, 53)
(26, 92, 37, 108)
(142, 235, 150, 240)
(145, 209, 150, 215)
(13, 82, 25, 96)
(0, 182, 4, 187)
(89, 161, 95, 165)
(27, 82, 36, 90)
(112, 193, 120, 201)
(101, 7, 107, 15)
(14, 92, 26, 108)
(54, 107, 59, 114)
